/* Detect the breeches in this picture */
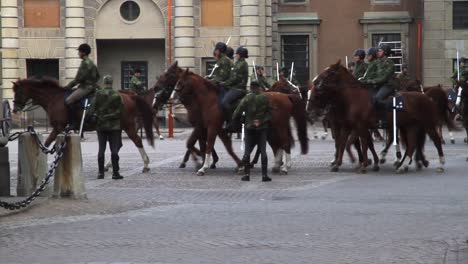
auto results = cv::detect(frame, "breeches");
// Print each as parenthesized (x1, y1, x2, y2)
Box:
(97, 130, 123, 173)
(243, 128, 268, 175)
(65, 87, 93, 105)
(221, 89, 245, 113)
(373, 84, 394, 109)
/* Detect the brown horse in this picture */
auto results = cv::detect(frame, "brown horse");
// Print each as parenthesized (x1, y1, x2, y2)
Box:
(128, 89, 164, 140)
(157, 66, 308, 175)
(153, 62, 219, 169)
(12, 77, 154, 172)
(312, 61, 445, 173)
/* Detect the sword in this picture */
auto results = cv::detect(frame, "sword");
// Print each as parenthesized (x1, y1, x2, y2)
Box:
(290, 62, 294, 82)
(276, 62, 280, 81)
(78, 98, 89, 136)
(287, 80, 302, 99)
(240, 112, 245, 151)
(208, 64, 219, 78)
(253, 60, 258, 80)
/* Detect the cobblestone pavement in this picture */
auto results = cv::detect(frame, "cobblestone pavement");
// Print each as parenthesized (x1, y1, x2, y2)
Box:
(1, 128, 468, 264)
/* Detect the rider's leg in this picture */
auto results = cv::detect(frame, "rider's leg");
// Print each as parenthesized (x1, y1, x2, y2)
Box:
(97, 131, 108, 178)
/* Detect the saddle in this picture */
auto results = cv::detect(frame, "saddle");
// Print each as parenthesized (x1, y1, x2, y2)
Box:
(64, 91, 95, 130)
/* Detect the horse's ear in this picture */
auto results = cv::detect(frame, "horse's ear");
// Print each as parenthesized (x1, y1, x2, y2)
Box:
(335, 60, 342, 67)
(185, 68, 190, 74)
(173, 61, 178, 67)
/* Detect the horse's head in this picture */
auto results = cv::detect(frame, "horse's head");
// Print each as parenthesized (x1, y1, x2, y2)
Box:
(171, 68, 196, 104)
(153, 61, 183, 110)
(312, 60, 347, 102)
(11, 79, 32, 113)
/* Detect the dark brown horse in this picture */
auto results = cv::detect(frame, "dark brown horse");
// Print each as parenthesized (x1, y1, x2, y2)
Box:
(156, 66, 308, 175)
(140, 89, 164, 140)
(12, 77, 154, 172)
(312, 61, 445, 173)
(153, 62, 219, 169)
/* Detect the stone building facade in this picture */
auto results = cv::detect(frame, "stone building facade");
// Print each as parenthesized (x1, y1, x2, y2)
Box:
(423, 0, 468, 86)
(1, 0, 426, 104)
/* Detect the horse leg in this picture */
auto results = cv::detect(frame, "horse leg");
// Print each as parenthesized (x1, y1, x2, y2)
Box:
(396, 126, 417, 174)
(213, 130, 242, 175)
(330, 123, 339, 166)
(366, 131, 380, 172)
(273, 148, 283, 173)
(357, 127, 370, 174)
(331, 128, 348, 172)
(153, 112, 164, 140)
(321, 119, 329, 140)
(44, 127, 61, 147)
(211, 148, 219, 169)
(125, 126, 150, 173)
(379, 128, 393, 164)
(345, 131, 359, 169)
(426, 127, 445, 173)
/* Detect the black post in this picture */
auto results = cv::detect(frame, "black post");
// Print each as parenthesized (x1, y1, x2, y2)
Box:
(0, 147, 11, 197)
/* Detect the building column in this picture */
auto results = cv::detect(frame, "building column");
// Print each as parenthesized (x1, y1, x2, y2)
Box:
(240, 0, 260, 70)
(65, 0, 85, 84)
(271, 0, 279, 77)
(174, 0, 195, 69)
(1, 0, 20, 100)
(265, 0, 273, 75)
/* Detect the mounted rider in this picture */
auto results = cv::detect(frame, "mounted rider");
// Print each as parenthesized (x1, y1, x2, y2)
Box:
(129, 69, 146, 96)
(279, 67, 299, 86)
(226, 46, 235, 60)
(397, 64, 411, 81)
(219, 46, 250, 131)
(451, 57, 468, 86)
(210, 42, 232, 84)
(251, 65, 271, 90)
(360, 44, 395, 113)
(64, 43, 100, 106)
(352, 49, 367, 79)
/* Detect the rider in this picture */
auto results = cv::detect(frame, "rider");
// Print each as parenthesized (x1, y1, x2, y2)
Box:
(64, 43, 100, 106)
(352, 49, 367, 79)
(129, 69, 146, 96)
(360, 44, 395, 112)
(210, 42, 232, 84)
(233, 80, 272, 182)
(279, 67, 299, 86)
(451, 57, 468, 85)
(220, 46, 249, 131)
(226, 46, 235, 60)
(251, 65, 271, 90)
(397, 64, 411, 81)
(89, 75, 124, 180)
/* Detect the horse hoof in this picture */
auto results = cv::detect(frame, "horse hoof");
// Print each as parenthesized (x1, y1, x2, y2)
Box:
(330, 160, 336, 166)
(380, 158, 386, 165)
(142, 168, 150, 173)
(396, 168, 405, 174)
(104, 167, 109, 172)
(393, 161, 400, 168)
(210, 164, 217, 169)
(314, 135, 318, 139)
(372, 165, 380, 172)
(359, 168, 367, 174)
(436, 167, 444, 173)
(196, 171, 205, 176)
(159, 135, 164, 140)
(249, 163, 255, 169)
(330, 166, 339, 172)
(280, 170, 288, 175)
(368, 159, 373, 166)
(272, 167, 280, 173)
(423, 160, 429, 168)
(416, 162, 423, 171)
(321, 135, 327, 140)
(179, 163, 186, 169)
(451, 139, 455, 144)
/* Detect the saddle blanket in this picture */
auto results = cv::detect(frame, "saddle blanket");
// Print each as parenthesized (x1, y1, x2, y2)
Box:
(448, 89, 457, 104)
(385, 96, 405, 112)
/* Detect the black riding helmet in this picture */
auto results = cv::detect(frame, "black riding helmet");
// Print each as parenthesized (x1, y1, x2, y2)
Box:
(378, 44, 392, 57)
(460, 57, 466, 64)
(214, 42, 227, 54)
(236, 46, 249, 58)
(366, 47, 378, 58)
(250, 80, 261, 89)
(77, 43, 91, 55)
(353, 49, 366, 60)
(226, 47, 234, 59)
(279, 67, 289, 75)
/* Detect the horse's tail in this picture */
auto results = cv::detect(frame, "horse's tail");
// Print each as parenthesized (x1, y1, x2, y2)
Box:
(134, 95, 155, 146)
(427, 87, 457, 131)
(288, 94, 309, 154)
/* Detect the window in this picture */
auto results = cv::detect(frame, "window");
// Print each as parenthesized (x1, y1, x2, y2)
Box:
(24, 0, 60, 28)
(371, 33, 403, 73)
(201, 0, 233, 27)
(281, 35, 309, 86)
(120, 1, 141, 22)
(453, 1, 468, 29)
(371, 0, 400, 4)
(203, 59, 217, 77)
(121, 61, 148, 90)
(26, 59, 59, 79)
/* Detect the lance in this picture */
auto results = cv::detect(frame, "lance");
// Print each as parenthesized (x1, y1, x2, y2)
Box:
(253, 60, 258, 80)
(289, 62, 294, 82)
(456, 50, 463, 107)
(345, 56, 349, 69)
(240, 112, 245, 151)
(287, 80, 302, 99)
(276, 62, 280, 81)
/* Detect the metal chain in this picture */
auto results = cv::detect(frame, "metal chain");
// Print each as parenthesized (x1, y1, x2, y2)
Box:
(0, 136, 68, 210)
(7, 126, 57, 154)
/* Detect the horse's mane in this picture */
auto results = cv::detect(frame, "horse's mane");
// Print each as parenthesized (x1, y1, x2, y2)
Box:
(333, 64, 367, 90)
(183, 71, 219, 94)
(18, 77, 65, 91)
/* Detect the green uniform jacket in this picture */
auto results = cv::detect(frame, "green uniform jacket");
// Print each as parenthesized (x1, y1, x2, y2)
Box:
(250, 74, 271, 89)
(233, 92, 271, 130)
(451, 67, 468, 85)
(353, 61, 368, 79)
(362, 57, 395, 86)
(130, 76, 146, 96)
(397, 72, 411, 81)
(223, 58, 249, 91)
(66, 57, 100, 91)
(212, 55, 232, 83)
(89, 86, 123, 131)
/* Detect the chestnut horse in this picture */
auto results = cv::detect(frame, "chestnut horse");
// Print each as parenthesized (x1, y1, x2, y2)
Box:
(12, 77, 154, 172)
(153, 62, 219, 169)
(156, 66, 308, 175)
(312, 61, 445, 173)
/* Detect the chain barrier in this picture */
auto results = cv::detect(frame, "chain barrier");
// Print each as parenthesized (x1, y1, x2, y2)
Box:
(8, 126, 57, 154)
(0, 133, 68, 210)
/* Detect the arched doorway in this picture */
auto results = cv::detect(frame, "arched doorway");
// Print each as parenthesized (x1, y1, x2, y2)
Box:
(95, 0, 166, 89)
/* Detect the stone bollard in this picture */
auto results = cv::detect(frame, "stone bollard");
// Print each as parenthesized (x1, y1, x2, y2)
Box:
(0, 146, 11, 197)
(53, 134, 87, 199)
(17, 133, 49, 197)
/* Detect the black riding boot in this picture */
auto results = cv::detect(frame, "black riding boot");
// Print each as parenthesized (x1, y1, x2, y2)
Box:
(242, 160, 250, 181)
(111, 154, 123, 180)
(97, 156, 105, 179)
